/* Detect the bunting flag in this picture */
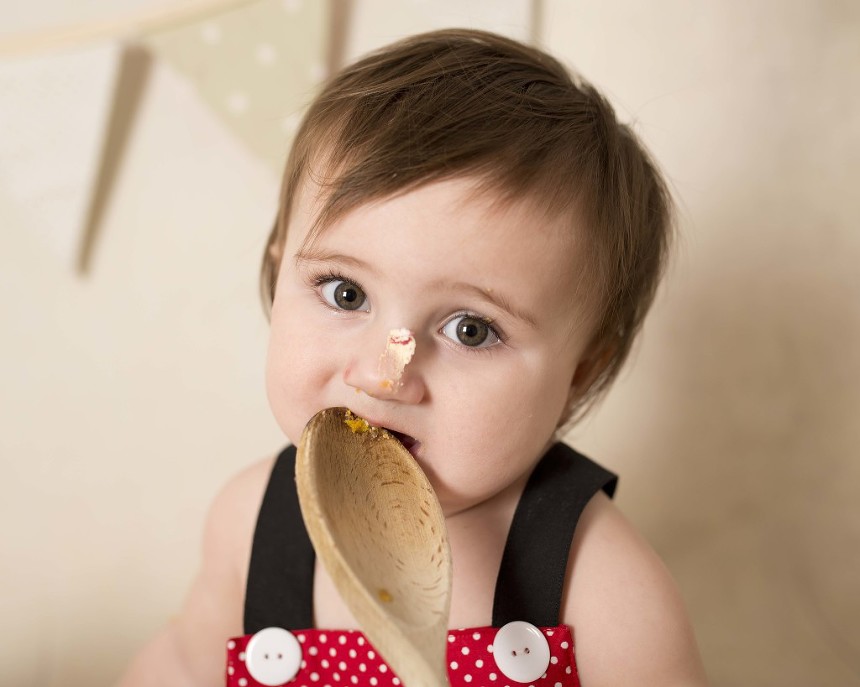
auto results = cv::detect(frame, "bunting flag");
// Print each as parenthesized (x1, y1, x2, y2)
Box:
(140, 0, 329, 173)
(0, 0, 531, 273)
(0, 0, 329, 272)
(0, 41, 125, 268)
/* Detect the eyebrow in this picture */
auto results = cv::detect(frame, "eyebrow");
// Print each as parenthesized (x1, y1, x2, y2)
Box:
(294, 247, 538, 329)
(295, 248, 381, 275)
(437, 280, 539, 329)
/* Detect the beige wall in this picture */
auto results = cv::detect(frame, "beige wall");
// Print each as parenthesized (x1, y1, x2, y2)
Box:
(1, 2, 858, 685)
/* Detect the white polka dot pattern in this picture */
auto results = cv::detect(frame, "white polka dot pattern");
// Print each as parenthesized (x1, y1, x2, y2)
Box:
(226, 625, 579, 686)
(142, 0, 328, 174)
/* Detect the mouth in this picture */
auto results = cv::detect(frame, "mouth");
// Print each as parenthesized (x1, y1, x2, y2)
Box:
(342, 409, 421, 458)
(388, 430, 420, 458)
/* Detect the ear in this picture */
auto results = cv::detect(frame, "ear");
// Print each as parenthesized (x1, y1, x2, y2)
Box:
(566, 340, 617, 407)
(267, 236, 284, 266)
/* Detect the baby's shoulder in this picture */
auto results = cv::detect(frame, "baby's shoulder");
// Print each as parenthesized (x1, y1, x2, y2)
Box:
(200, 452, 279, 586)
(210, 452, 278, 518)
(563, 493, 708, 686)
(156, 453, 280, 682)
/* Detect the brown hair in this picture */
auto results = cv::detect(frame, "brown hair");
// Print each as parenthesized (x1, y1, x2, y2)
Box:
(261, 28, 673, 426)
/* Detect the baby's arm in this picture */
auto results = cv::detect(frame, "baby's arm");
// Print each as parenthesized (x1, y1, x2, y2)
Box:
(563, 493, 709, 686)
(116, 457, 274, 687)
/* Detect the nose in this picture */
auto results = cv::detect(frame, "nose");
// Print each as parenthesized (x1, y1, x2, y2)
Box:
(343, 329, 426, 404)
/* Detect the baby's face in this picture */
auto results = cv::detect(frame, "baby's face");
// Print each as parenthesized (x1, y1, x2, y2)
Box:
(266, 177, 596, 514)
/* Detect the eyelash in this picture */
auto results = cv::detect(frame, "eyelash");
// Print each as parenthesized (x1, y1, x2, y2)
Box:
(306, 269, 507, 349)
(308, 272, 367, 312)
(309, 270, 367, 303)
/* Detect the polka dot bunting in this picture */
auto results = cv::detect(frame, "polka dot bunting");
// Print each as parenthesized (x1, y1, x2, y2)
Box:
(141, 0, 328, 173)
(226, 625, 581, 687)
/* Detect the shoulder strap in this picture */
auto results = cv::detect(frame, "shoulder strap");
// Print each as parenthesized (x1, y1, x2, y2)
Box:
(244, 445, 316, 634)
(492, 442, 617, 627)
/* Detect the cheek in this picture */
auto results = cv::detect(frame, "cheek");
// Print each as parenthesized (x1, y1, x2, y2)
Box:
(264, 334, 299, 441)
(264, 306, 334, 442)
(431, 360, 572, 492)
(481, 354, 574, 426)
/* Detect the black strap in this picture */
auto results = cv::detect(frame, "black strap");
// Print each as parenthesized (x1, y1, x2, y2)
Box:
(492, 442, 617, 627)
(244, 445, 316, 633)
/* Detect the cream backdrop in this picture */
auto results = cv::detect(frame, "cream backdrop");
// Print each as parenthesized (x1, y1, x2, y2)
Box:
(1, 1, 858, 686)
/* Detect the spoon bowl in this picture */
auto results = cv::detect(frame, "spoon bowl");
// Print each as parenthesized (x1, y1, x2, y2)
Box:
(296, 407, 452, 687)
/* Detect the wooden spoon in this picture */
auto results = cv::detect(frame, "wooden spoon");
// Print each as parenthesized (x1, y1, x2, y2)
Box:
(295, 407, 452, 687)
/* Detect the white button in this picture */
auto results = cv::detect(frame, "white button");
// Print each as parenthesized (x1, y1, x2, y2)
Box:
(491, 621, 551, 683)
(245, 627, 302, 686)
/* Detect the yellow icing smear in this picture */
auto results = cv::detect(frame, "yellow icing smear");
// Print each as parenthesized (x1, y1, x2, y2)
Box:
(344, 416, 370, 433)
(377, 588, 394, 603)
(343, 409, 386, 439)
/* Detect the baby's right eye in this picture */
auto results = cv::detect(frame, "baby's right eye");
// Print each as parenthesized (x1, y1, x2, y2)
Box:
(320, 279, 370, 312)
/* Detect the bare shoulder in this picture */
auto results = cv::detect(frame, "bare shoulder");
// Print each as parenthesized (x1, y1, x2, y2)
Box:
(562, 492, 709, 687)
(118, 453, 281, 686)
(171, 452, 281, 683)
(201, 452, 280, 585)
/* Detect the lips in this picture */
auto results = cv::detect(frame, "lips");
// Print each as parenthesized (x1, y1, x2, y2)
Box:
(347, 410, 421, 458)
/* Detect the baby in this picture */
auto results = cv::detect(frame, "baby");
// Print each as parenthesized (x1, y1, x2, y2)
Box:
(119, 29, 708, 687)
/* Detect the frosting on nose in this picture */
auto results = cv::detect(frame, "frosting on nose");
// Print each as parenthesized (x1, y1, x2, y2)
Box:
(377, 328, 416, 390)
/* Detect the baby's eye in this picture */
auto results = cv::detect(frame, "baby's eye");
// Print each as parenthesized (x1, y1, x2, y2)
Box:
(441, 314, 500, 348)
(320, 279, 369, 312)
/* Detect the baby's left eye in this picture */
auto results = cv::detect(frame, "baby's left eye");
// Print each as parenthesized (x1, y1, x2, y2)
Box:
(441, 315, 501, 348)
(319, 278, 369, 312)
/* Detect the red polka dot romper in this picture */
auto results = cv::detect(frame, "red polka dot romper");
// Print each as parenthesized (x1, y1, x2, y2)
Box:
(226, 443, 617, 687)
